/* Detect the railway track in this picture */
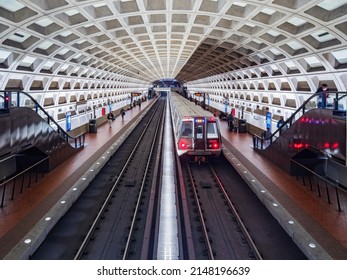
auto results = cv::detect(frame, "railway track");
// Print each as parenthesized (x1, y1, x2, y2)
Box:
(30, 98, 166, 260)
(76, 99, 165, 259)
(179, 155, 306, 260)
(181, 158, 260, 260)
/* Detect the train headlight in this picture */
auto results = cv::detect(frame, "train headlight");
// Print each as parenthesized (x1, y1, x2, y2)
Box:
(195, 118, 204, 123)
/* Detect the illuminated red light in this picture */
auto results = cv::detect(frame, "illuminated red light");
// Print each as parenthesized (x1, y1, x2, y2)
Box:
(178, 139, 191, 150)
(332, 142, 339, 149)
(210, 117, 215, 121)
(208, 140, 219, 149)
(293, 143, 304, 149)
(323, 142, 330, 149)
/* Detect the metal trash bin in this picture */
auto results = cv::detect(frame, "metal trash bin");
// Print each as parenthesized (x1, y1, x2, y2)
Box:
(89, 119, 97, 133)
(238, 119, 247, 133)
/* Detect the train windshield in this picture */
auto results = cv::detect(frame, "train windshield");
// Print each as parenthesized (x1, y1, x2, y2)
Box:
(180, 121, 193, 137)
(207, 122, 218, 139)
(196, 124, 203, 139)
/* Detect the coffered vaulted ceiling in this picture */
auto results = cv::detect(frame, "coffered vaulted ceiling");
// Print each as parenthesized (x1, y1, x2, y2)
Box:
(0, 0, 347, 85)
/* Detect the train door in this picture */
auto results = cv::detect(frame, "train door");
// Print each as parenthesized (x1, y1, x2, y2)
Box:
(194, 118, 205, 150)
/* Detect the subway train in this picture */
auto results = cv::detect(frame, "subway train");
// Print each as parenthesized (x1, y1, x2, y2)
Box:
(169, 91, 222, 159)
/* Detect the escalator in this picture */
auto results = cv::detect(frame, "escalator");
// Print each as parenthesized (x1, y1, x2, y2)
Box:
(0, 91, 85, 181)
(253, 91, 346, 188)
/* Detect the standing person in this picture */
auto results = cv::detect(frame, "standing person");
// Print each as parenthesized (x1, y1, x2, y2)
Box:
(120, 108, 125, 121)
(277, 116, 285, 135)
(316, 83, 329, 108)
(107, 111, 113, 128)
(226, 112, 234, 132)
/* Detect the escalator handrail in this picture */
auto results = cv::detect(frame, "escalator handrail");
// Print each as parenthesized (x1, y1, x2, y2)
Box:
(337, 93, 347, 102)
(1, 90, 84, 148)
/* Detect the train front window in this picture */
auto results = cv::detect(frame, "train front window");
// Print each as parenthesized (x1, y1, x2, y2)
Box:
(207, 122, 218, 138)
(196, 125, 203, 139)
(181, 121, 193, 137)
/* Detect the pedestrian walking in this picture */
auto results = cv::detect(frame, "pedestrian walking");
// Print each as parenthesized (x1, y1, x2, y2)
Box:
(107, 112, 113, 128)
(120, 108, 125, 121)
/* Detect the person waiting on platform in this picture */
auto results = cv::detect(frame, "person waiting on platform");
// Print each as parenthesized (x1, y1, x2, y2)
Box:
(226, 112, 234, 132)
(316, 83, 329, 108)
(107, 111, 114, 128)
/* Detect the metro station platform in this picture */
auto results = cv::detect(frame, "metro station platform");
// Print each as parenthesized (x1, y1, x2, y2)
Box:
(0, 98, 347, 259)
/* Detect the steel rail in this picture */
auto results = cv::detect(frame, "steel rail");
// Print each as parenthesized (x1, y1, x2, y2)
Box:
(122, 102, 165, 259)
(74, 101, 162, 259)
(140, 102, 166, 259)
(185, 159, 215, 260)
(208, 163, 262, 260)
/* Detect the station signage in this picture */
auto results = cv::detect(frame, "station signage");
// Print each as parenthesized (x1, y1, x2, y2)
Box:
(266, 111, 272, 131)
(66, 112, 71, 131)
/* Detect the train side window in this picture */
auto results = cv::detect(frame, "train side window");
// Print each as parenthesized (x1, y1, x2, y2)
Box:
(181, 121, 193, 137)
(207, 122, 218, 138)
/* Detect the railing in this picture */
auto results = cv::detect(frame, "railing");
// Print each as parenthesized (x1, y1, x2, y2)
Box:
(0, 157, 48, 208)
(253, 91, 347, 150)
(0, 90, 85, 148)
(291, 158, 346, 212)
(335, 93, 347, 108)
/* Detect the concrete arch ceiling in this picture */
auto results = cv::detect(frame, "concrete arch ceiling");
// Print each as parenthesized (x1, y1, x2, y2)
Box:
(0, 0, 347, 87)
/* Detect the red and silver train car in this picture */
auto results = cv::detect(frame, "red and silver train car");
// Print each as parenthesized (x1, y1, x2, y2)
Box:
(169, 91, 222, 158)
